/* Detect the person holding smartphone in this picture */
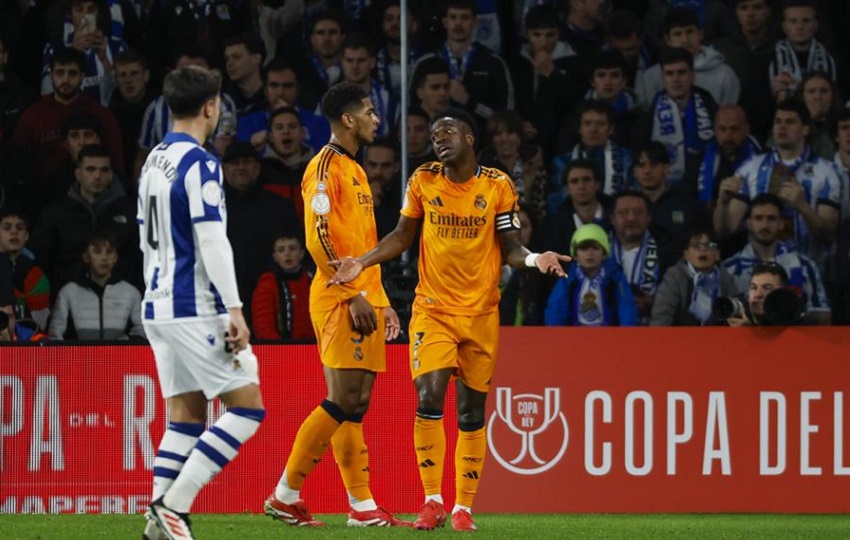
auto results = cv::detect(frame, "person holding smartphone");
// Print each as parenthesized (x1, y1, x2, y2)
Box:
(40, 0, 128, 106)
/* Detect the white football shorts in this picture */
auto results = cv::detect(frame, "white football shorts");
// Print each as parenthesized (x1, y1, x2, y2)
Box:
(144, 315, 260, 399)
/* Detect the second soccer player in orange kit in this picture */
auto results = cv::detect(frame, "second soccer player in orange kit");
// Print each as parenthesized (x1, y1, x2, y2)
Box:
(328, 108, 570, 531)
(264, 82, 411, 528)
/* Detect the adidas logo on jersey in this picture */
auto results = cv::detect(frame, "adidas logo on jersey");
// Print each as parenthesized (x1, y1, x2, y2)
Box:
(429, 196, 444, 207)
(206, 160, 217, 173)
(352, 177, 361, 186)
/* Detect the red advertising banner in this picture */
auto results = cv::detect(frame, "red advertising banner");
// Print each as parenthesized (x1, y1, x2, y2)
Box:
(479, 327, 850, 513)
(2, 327, 850, 514)
(0, 344, 450, 515)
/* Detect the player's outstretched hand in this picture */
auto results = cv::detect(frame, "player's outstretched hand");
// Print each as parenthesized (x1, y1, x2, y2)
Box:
(349, 294, 378, 335)
(327, 256, 365, 286)
(535, 251, 571, 277)
(384, 307, 400, 341)
(226, 308, 251, 353)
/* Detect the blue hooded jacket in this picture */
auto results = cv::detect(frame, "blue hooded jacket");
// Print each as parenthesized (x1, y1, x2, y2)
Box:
(544, 258, 639, 326)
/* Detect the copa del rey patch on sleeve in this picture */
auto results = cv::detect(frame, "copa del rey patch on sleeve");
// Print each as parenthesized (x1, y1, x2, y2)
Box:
(311, 192, 331, 215)
(201, 181, 222, 206)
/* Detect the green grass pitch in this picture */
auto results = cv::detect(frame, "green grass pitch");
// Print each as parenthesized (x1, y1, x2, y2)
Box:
(2, 514, 850, 539)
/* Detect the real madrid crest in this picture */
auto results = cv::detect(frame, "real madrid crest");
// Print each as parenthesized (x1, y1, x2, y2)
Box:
(475, 194, 487, 210)
(311, 192, 331, 215)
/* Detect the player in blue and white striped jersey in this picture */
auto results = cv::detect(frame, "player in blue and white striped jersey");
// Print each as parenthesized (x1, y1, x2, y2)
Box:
(138, 65, 264, 540)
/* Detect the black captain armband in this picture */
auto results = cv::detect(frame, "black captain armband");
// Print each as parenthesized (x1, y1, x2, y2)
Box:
(495, 210, 521, 233)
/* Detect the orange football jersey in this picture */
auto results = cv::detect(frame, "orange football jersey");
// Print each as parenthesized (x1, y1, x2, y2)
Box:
(401, 162, 520, 315)
(303, 143, 389, 312)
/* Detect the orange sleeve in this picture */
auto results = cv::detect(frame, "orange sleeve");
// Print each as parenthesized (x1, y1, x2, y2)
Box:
(493, 172, 520, 234)
(400, 169, 425, 219)
(304, 147, 389, 311)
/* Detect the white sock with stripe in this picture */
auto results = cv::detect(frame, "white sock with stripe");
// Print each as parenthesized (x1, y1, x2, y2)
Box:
(152, 422, 205, 500)
(163, 408, 265, 513)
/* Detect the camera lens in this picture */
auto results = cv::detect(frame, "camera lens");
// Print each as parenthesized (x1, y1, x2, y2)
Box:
(763, 288, 802, 325)
(712, 297, 741, 319)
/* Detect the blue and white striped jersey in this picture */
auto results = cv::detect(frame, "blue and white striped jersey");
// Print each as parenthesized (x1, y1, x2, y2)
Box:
(137, 131, 228, 320)
(138, 92, 237, 151)
(736, 149, 841, 265)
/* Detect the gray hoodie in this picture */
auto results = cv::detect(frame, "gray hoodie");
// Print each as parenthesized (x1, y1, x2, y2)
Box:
(636, 46, 740, 108)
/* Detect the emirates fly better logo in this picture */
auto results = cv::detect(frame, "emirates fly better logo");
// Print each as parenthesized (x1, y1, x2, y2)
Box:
(487, 387, 569, 475)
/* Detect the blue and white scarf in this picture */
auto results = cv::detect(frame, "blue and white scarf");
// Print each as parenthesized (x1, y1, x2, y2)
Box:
(570, 142, 629, 195)
(368, 79, 396, 138)
(442, 42, 477, 80)
(650, 90, 713, 184)
(687, 262, 720, 324)
(310, 54, 340, 84)
(583, 88, 637, 114)
(771, 38, 836, 88)
(611, 231, 660, 296)
(575, 266, 607, 326)
(697, 136, 760, 203)
(376, 46, 419, 99)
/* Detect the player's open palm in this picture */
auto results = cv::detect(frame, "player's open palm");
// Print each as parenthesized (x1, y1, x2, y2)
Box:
(536, 252, 571, 277)
(349, 294, 378, 335)
(328, 256, 364, 285)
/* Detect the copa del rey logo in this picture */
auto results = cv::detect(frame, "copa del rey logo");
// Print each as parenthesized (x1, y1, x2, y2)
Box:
(487, 387, 568, 475)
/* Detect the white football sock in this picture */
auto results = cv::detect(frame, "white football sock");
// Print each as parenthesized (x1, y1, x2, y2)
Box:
(163, 408, 264, 513)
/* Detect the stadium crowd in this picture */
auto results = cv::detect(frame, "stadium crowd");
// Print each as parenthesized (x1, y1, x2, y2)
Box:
(2, 0, 850, 341)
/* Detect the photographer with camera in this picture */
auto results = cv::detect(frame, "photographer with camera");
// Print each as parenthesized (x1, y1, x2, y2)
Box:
(716, 261, 805, 326)
(722, 193, 831, 324)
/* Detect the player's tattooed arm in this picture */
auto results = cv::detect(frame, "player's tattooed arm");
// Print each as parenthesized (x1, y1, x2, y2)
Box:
(499, 230, 571, 277)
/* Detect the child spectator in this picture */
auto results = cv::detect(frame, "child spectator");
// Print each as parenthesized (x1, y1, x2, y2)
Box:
(650, 228, 739, 326)
(0, 209, 50, 330)
(251, 234, 313, 341)
(544, 223, 638, 326)
(48, 230, 143, 340)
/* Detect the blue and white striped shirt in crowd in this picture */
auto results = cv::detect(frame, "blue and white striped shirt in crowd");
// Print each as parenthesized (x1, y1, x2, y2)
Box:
(41, 38, 127, 106)
(722, 242, 830, 315)
(736, 149, 841, 267)
(138, 93, 237, 151)
(137, 132, 228, 321)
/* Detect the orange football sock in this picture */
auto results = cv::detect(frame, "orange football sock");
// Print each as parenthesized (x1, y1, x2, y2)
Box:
(284, 403, 341, 490)
(455, 426, 486, 508)
(414, 415, 446, 497)
(332, 420, 373, 503)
